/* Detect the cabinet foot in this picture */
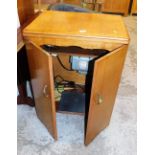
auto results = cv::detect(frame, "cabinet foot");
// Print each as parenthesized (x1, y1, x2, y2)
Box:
(17, 96, 34, 107)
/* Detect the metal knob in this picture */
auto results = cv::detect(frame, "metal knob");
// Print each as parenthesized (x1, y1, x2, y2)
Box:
(43, 85, 49, 98)
(97, 94, 104, 105)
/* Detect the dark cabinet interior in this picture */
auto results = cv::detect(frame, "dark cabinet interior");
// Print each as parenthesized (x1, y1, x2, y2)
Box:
(41, 45, 109, 115)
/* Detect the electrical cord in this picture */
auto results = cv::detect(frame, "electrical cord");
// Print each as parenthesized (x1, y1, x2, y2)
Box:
(57, 55, 73, 71)
(54, 75, 68, 94)
(54, 75, 84, 94)
(56, 85, 64, 94)
(42, 44, 73, 71)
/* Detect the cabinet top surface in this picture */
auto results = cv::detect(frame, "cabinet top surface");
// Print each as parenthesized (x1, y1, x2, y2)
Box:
(23, 11, 129, 43)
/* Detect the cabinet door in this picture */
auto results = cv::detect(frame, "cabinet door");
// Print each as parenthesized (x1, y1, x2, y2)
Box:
(26, 42, 57, 140)
(85, 45, 128, 145)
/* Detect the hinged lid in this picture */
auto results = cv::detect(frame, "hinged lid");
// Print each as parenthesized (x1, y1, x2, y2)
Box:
(23, 11, 129, 44)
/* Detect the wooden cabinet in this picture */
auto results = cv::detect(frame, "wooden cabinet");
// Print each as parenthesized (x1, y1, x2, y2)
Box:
(17, 0, 37, 106)
(23, 11, 129, 145)
(131, 0, 137, 15)
(81, 0, 130, 15)
(102, 0, 130, 16)
(17, 0, 34, 25)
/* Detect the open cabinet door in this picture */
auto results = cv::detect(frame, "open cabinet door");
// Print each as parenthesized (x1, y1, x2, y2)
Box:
(85, 45, 128, 145)
(26, 42, 57, 140)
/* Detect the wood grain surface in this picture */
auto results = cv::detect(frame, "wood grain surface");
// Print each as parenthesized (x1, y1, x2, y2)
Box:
(26, 41, 58, 140)
(85, 44, 128, 145)
(23, 11, 129, 43)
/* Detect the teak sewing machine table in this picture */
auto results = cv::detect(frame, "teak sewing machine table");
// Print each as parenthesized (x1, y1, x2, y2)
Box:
(23, 11, 129, 145)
